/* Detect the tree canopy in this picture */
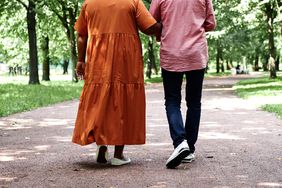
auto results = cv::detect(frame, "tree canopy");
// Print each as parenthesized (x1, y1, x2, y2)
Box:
(0, 0, 281, 83)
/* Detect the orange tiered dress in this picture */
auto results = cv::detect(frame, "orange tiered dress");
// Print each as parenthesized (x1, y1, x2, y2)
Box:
(72, 0, 156, 146)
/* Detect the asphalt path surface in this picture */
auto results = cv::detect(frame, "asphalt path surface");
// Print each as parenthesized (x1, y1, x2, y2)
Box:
(1, 75, 282, 188)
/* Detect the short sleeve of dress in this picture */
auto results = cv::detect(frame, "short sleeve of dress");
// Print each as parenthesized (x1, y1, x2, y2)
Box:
(74, 2, 88, 35)
(135, 0, 157, 32)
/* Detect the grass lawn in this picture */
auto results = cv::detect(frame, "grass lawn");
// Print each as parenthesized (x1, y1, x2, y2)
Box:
(262, 104, 282, 119)
(0, 80, 83, 117)
(144, 71, 232, 84)
(0, 71, 238, 117)
(0, 74, 165, 117)
(234, 77, 282, 118)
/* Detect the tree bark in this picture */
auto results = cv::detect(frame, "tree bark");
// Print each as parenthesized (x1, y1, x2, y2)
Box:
(254, 55, 259, 71)
(63, 59, 69, 74)
(42, 36, 50, 81)
(216, 41, 223, 73)
(265, 3, 277, 78)
(269, 56, 277, 79)
(69, 25, 78, 82)
(27, 0, 40, 84)
(65, 7, 78, 82)
(276, 55, 280, 71)
(146, 36, 156, 79)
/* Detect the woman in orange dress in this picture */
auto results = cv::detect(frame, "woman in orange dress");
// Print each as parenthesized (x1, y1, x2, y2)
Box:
(72, 0, 161, 165)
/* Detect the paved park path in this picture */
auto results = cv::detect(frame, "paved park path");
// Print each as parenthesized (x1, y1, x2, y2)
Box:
(1, 75, 282, 188)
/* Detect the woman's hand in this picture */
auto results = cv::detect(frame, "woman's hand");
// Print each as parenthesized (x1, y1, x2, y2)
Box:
(76, 61, 85, 80)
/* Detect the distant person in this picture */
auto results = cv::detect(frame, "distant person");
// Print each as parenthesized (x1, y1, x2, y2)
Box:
(236, 64, 242, 74)
(73, 0, 162, 166)
(150, 0, 216, 168)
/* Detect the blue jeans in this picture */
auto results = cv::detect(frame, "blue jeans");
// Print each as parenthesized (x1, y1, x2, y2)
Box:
(162, 68, 205, 153)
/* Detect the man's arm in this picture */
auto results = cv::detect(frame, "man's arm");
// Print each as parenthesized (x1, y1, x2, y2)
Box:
(204, 0, 216, 32)
(149, 0, 162, 41)
(142, 22, 162, 36)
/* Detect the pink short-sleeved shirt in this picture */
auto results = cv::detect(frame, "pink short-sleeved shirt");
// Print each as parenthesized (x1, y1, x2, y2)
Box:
(150, 0, 216, 72)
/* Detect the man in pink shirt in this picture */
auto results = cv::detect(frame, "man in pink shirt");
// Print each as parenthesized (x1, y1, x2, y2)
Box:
(150, 0, 216, 168)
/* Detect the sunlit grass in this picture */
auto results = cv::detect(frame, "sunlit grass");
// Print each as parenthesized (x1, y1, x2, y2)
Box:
(205, 71, 231, 77)
(0, 81, 83, 117)
(0, 74, 163, 117)
(145, 75, 162, 84)
(262, 104, 282, 119)
(234, 77, 282, 99)
(234, 77, 282, 118)
(144, 71, 232, 84)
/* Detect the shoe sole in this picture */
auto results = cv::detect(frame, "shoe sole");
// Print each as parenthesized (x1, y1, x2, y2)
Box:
(166, 149, 190, 169)
(182, 158, 195, 163)
(111, 160, 131, 166)
(97, 146, 107, 164)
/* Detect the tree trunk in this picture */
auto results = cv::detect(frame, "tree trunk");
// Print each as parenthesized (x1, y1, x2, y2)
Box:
(221, 61, 224, 72)
(226, 60, 232, 70)
(216, 42, 223, 73)
(216, 46, 220, 73)
(265, 3, 277, 78)
(269, 56, 277, 78)
(275, 55, 279, 71)
(281, 20, 282, 38)
(42, 36, 50, 81)
(263, 55, 269, 71)
(27, 0, 39, 84)
(254, 55, 259, 71)
(63, 59, 69, 74)
(146, 36, 156, 79)
(69, 9, 78, 82)
(69, 29, 78, 82)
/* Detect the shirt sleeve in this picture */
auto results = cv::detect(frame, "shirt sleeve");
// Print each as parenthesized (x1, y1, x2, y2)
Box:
(74, 2, 88, 36)
(149, 0, 161, 22)
(135, 0, 157, 32)
(204, 0, 216, 32)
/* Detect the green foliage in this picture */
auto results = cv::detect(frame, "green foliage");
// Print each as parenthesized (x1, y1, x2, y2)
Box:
(208, 0, 281, 71)
(0, 81, 83, 117)
(1, 0, 282, 80)
(0, 7, 28, 67)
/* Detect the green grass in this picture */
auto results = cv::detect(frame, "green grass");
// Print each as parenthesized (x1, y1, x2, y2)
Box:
(234, 77, 282, 99)
(234, 77, 282, 118)
(144, 71, 231, 84)
(0, 74, 162, 117)
(145, 75, 162, 84)
(205, 71, 231, 77)
(0, 81, 83, 117)
(262, 104, 282, 119)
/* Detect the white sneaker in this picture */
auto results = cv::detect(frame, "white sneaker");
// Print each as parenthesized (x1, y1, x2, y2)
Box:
(96, 145, 109, 164)
(182, 153, 195, 163)
(111, 157, 131, 166)
(166, 140, 190, 169)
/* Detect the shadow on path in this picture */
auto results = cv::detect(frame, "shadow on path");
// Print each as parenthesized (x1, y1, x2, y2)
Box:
(0, 74, 281, 187)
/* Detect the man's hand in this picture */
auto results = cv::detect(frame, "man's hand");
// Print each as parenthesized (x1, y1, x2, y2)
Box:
(155, 23, 162, 42)
(76, 61, 85, 80)
(156, 30, 161, 42)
